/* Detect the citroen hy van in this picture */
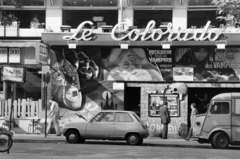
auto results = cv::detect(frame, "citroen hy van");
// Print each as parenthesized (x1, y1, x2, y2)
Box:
(192, 92, 240, 149)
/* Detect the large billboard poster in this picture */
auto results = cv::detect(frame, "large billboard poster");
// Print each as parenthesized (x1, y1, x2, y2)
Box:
(49, 46, 124, 125)
(175, 48, 240, 81)
(102, 47, 240, 82)
(102, 47, 173, 81)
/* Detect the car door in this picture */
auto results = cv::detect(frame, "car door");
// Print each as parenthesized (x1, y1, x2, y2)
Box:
(201, 101, 231, 137)
(85, 112, 115, 138)
(231, 98, 240, 142)
(114, 112, 134, 138)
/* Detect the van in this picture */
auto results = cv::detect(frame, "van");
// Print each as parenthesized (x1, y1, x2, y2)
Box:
(192, 92, 240, 149)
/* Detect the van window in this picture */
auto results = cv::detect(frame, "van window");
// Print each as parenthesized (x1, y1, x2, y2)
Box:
(210, 102, 229, 114)
(234, 99, 240, 114)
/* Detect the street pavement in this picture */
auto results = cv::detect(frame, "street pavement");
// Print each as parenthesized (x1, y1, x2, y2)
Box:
(12, 134, 212, 149)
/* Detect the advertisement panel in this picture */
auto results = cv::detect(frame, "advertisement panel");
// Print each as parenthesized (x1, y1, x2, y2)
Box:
(2, 66, 25, 83)
(175, 48, 240, 82)
(102, 47, 173, 81)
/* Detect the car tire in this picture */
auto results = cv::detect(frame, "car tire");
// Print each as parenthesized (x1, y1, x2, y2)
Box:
(126, 133, 143, 145)
(66, 130, 80, 144)
(211, 132, 229, 149)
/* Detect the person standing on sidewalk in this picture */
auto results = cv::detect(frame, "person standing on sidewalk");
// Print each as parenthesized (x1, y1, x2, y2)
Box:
(185, 103, 199, 141)
(159, 101, 171, 139)
(47, 98, 61, 136)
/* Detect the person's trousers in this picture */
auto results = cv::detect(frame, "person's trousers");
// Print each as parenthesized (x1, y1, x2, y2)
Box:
(52, 113, 61, 135)
(162, 123, 168, 139)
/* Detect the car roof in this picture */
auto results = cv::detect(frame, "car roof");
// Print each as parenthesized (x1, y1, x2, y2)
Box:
(99, 110, 134, 113)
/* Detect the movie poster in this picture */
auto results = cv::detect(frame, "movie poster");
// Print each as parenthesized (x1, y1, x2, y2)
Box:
(175, 48, 240, 81)
(48, 46, 124, 126)
(102, 47, 173, 81)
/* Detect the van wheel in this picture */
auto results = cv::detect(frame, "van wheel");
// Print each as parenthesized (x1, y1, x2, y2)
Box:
(211, 132, 229, 149)
(66, 130, 80, 144)
(126, 133, 143, 145)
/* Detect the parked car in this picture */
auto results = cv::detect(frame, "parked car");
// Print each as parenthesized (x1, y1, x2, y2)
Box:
(62, 110, 149, 145)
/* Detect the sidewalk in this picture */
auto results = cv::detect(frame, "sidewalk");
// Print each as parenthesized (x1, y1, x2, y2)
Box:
(13, 134, 212, 149)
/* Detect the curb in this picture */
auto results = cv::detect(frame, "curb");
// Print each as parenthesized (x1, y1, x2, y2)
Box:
(13, 139, 212, 149)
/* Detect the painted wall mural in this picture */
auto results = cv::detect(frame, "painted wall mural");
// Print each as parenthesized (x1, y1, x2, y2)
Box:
(49, 46, 124, 129)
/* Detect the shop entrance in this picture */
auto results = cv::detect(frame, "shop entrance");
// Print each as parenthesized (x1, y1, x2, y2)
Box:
(187, 88, 240, 126)
(125, 87, 141, 116)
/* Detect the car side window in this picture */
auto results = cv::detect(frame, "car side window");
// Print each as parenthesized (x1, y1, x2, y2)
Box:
(210, 102, 229, 114)
(91, 113, 104, 122)
(98, 112, 114, 122)
(115, 113, 133, 122)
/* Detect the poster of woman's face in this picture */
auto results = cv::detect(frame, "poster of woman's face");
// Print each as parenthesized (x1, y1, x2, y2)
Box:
(102, 47, 173, 81)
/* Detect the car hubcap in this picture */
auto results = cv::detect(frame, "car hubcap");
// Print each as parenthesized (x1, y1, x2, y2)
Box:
(218, 135, 227, 147)
(129, 135, 137, 143)
(69, 134, 76, 141)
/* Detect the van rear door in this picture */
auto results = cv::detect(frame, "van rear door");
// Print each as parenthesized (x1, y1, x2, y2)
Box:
(231, 98, 240, 142)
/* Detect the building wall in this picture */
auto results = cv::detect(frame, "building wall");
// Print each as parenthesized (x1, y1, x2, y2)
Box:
(127, 82, 240, 138)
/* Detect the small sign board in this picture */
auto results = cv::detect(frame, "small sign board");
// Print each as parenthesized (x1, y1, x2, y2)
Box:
(173, 67, 194, 81)
(2, 66, 25, 83)
(9, 48, 20, 63)
(35, 42, 49, 65)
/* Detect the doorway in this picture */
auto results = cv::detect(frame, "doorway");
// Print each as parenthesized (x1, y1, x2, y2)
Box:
(125, 87, 141, 116)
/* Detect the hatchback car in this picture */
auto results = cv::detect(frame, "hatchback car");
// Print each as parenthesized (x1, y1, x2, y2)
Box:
(62, 110, 149, 145)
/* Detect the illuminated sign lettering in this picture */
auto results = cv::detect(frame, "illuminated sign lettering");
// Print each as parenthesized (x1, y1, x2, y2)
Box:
(63, 20, 224, 42)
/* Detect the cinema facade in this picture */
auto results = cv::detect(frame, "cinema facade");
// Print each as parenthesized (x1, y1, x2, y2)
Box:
(41, 20, 240, 138)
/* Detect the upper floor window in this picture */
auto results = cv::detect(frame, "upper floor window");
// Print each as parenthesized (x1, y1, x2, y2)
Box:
(188, 0, 213, 6)
(134, 0, 172, 6)
(63, 0, 118, 6)
(3, 0, 45, 6)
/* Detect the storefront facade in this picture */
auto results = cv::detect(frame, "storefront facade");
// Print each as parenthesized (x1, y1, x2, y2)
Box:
(1, 0, 240, 138)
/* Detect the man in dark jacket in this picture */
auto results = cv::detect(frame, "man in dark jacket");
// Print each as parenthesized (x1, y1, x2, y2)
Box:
(159, 101, 171, 139)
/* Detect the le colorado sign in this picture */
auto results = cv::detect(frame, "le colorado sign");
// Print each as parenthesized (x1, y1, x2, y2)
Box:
(63, 20, 224, 42)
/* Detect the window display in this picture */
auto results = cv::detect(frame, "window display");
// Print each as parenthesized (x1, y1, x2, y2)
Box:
(148, 94, 179, 117)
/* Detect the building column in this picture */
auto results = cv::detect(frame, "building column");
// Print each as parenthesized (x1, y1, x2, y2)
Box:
(119, 0, 134, 26)
(172, 0, 188, 31)
(45, 0, 62, 32)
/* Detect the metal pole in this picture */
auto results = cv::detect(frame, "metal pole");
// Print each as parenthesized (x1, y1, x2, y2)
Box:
(44, 74, 48, 138)
(7, 82, 14, 154)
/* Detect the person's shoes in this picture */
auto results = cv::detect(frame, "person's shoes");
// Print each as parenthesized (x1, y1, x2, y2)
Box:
(56, 134, 61, 136)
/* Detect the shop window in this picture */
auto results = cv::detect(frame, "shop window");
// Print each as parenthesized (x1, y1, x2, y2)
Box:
(63, 0, 118, 6)
(63, 10, 118, 28)
(188, 0, 212, 6)
(3, 0, 45, 6)
(134, 0, 172, 6)
(187, 11, 224, 28)
(149, 94, 179, 117)
(134, 10, 172, 29)
(210, 102, 229, 114)
(1, 10, 45, 28)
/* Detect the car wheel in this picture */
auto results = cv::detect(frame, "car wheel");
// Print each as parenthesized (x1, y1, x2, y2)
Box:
(126, 133, 143, 145)
(66, 130, 80, 144)
(211, 132, 229, 149)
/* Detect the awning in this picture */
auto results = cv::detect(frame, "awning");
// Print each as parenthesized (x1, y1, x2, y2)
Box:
(21, 71, 41, 92)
